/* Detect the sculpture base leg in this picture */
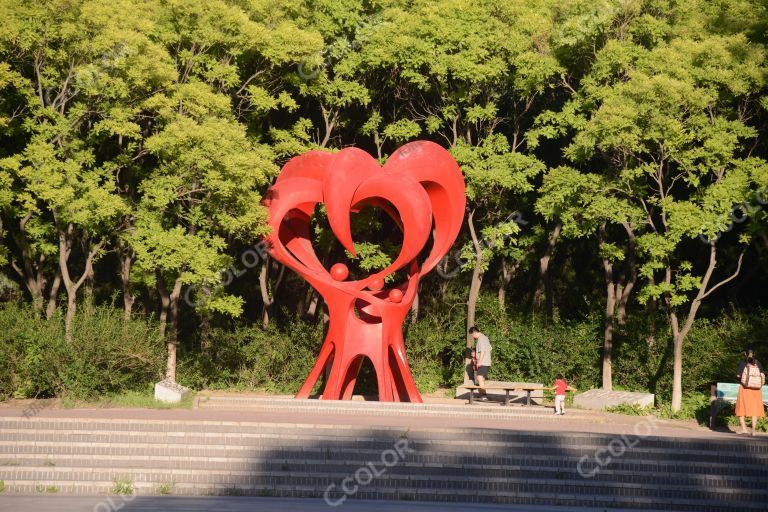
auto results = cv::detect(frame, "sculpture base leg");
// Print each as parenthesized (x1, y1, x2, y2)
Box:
(294, 290, 422, 402)
(295, 341, 422, 402)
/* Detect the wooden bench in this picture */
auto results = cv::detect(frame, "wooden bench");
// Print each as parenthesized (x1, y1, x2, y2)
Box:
(464, 384, 576, 406)
(709, 382, 768, 429)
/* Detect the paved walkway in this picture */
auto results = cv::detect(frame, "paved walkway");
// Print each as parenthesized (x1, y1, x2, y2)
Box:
(0, 397, 751, 441)
(0, 496, 668, 512)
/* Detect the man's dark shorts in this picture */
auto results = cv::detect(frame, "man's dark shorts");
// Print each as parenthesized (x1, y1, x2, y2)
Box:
(477, 366, 489, 378)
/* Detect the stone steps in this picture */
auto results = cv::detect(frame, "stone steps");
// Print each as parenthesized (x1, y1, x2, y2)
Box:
(1, 414, 768, 511)
(3, 456, 768, 491)
(195, 396, 596, 419)
(5, 466, 767, 495)
(3, 437, 767, 470)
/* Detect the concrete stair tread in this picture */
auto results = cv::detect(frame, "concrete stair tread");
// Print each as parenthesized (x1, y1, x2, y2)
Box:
(4, 484, 767, 511)
(2, 421, 763, 444)
(4, 459, 767, 481)
(6, 450, 768, 481)
(3, 435, 767, 464)
(3, 465, 768, 496)
(5, 444, 761, 462)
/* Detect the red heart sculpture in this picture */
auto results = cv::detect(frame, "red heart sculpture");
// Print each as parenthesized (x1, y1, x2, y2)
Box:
(265, 141, 465, 401)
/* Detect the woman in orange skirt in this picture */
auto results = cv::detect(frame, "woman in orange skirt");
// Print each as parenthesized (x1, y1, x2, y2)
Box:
(735, 348, 765, 436)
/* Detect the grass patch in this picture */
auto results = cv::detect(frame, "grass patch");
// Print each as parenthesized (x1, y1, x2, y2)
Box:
(0, 480, 5, 493)
(720, 403, 768, 432)
(98, 390, 195, 409)
(157, 482, 174, 495)
(602, 391, 763, 428)
(605, 403, 655, 416)
(112, 477, 134, 495)
(45, 485, 58, 493)
(61, 390, 195, 410)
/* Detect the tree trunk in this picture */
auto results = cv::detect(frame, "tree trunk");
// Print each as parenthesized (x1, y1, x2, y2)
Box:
(410, 290, 419, 324)
(437, 257, 450, 302)
(534, 222, 561, 320)
(57, 222, 102, 342)
(165, 277, 183, 382)
(602, 258, 616, 391)
(671, 328, 684, 411)
(259, 256, 286, 329)
(45, 268, 61, 320)
(667, 244, 744, 410)
(64, 294, 77, 341)
(466, 210, 483, 341)
(305, 245, 333, 319)
(156, 269, 169, 342)
(155, 269, 184, 381)
(306, 291, 320, 319)
(616, 223, 638, 325)
(11, 213, 47, 312)
(599, 224, 616, 391)
(465, 210, 483, 384)
(669, 305, 686, 412)
(296, 282, 310, 318)
(119, 241, 135, 319)
(498, 259, 516, 307)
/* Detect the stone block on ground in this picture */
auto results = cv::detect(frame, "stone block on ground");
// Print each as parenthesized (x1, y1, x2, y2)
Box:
(455, 381, 545, 404)
(154, 378, 190, 403)
(574, 388, 654, 411)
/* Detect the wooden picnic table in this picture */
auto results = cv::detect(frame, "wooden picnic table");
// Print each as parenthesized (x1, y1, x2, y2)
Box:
(463, 384, 576, 406)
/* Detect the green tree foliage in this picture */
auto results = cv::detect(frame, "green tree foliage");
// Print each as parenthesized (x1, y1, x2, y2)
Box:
(533, 0, 768, 408)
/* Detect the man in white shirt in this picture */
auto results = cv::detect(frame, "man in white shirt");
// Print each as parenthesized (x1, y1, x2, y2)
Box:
(469, 326, 491, 401)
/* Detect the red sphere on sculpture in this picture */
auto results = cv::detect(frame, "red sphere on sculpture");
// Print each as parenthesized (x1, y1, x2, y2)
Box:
(369, 277, 384, 291)
(388, 288, 403, 303)
(330, 263, 349, 281)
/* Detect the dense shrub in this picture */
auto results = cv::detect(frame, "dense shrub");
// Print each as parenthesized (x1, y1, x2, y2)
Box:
(406, 295, 768, 402)
(176, 319, 321, 393)
(0, 303, 163, 400)
(403, 294, 602, 391)
(2, 294, 766, 404)
(612, 310, 768, 399)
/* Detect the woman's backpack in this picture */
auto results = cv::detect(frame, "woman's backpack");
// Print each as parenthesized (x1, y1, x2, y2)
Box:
(741, 364, 765, 390)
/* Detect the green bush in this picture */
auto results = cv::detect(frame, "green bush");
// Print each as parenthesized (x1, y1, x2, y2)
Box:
(405, 295, 768, 403)
(2, 292, 766, 404)
(606, 392, 711, 422)
(403, 293, 602, 391)
(0, 303, 163, 400)
(612, 310, 768, 400)
(177, 318, 321, 393)
(607, 391, 768, 432)
(405, 312, 463, 393)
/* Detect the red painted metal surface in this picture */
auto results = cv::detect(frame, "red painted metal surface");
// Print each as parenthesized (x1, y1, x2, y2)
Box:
(264, 141, 466, 401)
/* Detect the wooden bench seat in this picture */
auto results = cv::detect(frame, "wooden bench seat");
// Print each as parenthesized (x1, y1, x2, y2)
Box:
(463, 384, 576, 406)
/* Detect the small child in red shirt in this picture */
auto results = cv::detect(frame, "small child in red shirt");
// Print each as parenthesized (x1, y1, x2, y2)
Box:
(553, 373, 567, 415)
